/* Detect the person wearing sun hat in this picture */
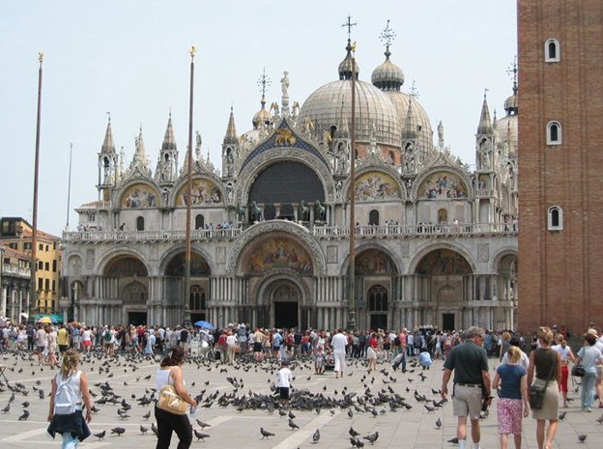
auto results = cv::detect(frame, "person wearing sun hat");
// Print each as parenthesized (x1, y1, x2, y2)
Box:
(575, 329, 603, 412)
(586, 328, 603, 409)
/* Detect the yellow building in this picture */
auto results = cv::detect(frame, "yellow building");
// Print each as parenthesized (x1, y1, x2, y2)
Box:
(0, 217, 61, 315)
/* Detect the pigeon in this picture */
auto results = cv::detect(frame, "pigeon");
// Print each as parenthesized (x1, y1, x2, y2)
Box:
(347, 409, 354, 418)
(447, 437, 459, 444)
(260, 427, 275, 439)
(350, 437, 365, 448)
(93, 430, 106, 440)
(194, 430, 211, 441)
(578, 434, 587, 442)
(288, 419, 300, 430)
(140, 425, 148, 434)
(18, 410, 29, 421)
(596, 412, 603, 424)
(349, 426, 360, 437)
(288, 410, 296, 419)
(151, 422, 159, 436)
(1, 404, 9, 413)
(142, 410, 151, 419)
(436, 417, 442, 429)
(312, 429, 321, 443)
(558, 411, 566, 420)
(364, 431, 379, 445)
(111, 427, 126, 436)
(196, 419, 211, 429)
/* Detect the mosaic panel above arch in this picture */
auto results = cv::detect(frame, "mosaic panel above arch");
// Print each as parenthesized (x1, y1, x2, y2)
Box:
(120, 183, 160, 208)
(355, 249, 398, 275)
(415, 249, 472, 275)
(175, 178, 222, 206)
(242, 235, 313, 275)
(355, 172, 401, 201)
(419, 171, 468, 199)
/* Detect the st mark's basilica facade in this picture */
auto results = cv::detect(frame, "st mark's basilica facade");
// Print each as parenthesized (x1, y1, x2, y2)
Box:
(62, 31, 519, 332)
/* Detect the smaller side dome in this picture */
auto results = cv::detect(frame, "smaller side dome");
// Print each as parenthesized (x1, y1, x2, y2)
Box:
(252, 96, 272, 130)
(371, 49, 404, 91)
(338, 39, 359, 80)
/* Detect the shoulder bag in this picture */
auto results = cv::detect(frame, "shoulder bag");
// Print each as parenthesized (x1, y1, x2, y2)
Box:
(529, 351, 556, 410)
(156, 369, 188, 415)
(571, 363, 586, 377)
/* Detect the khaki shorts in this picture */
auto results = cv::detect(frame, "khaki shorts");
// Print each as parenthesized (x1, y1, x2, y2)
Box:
(452, 384, 483, 420)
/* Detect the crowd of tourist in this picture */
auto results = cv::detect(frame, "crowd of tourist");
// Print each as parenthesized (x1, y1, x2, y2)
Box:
(1, 319, 601, 449)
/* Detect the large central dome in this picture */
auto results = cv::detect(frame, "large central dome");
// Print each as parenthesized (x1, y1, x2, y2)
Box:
(299, 79, 401, 148)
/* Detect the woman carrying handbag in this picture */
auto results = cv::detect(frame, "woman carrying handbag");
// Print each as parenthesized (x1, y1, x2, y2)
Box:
(155, 346, 197, 449)
(527, 327, 561, 449)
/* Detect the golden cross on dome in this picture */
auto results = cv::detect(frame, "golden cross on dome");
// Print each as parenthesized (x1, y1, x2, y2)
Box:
(342, 15, 357, 40)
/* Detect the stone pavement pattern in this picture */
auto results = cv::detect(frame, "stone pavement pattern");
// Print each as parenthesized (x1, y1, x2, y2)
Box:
(0, 351, 601, 449)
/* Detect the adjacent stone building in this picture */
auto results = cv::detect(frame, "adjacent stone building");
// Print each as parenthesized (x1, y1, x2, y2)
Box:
(62, 29, 518, 331)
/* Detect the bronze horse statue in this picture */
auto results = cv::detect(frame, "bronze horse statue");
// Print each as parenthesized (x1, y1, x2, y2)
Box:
(298, 200, 310, 222)
(314, 200, 326, 221)
(250, 201, 263, 222)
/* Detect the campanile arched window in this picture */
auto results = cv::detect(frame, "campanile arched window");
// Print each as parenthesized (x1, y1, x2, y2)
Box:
(544, 38, 560, 62)
(547, 205, 563, 231)
(547, 121, 562, 145)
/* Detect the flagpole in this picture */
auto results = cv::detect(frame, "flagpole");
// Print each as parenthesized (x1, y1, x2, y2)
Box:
(31, 52, 44, 316)
(347, 44, 357, 331)
(183, 46, 195, 328)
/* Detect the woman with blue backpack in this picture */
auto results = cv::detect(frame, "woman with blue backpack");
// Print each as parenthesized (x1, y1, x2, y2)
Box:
(47, 349, 93, 448)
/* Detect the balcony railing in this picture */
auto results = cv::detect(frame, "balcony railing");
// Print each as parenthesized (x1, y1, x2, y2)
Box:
(63, 222, 516, 243)
(2, 264, 31, 278)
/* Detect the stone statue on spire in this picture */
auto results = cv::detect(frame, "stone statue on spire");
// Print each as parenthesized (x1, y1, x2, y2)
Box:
(281, 71, 290, 115)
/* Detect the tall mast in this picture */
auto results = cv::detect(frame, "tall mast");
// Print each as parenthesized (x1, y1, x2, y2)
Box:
(183, 46, 196, 328)
(31, 52, 44, 315)
(342, 16, 357, 331)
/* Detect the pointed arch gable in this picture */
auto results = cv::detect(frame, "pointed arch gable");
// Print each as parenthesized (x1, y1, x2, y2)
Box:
(119, 182, 161, 208)
(412, 167, 472, 201)
(175, 177, 223, 206)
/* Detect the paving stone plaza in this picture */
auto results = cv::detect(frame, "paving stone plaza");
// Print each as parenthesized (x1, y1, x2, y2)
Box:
(0, 351, 600, 449)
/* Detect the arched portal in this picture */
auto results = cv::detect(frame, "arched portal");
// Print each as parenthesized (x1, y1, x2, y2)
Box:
(415, 248, 472, 330)
(163, 251, 211, 323)
(262, 279, 301, 329)
(103, 256, 149, 325)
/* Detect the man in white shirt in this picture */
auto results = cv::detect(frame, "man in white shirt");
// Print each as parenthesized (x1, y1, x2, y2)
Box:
(330, 329, 348, 379)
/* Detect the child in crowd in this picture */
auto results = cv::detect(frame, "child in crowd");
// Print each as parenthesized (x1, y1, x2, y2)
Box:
(276, 360, 293, 406)
(418, 348, 433, 370)
(314, 346, 325, 375)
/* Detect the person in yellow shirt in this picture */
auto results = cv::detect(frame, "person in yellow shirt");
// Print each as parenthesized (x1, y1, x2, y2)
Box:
(57, 324, 70, 354)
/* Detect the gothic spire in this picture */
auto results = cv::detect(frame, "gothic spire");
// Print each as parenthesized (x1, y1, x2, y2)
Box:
(223, 106, 238, 144)
(162, 112, 177, 150)
(477, 90, 493, 135)
(101, 114, 116, 154)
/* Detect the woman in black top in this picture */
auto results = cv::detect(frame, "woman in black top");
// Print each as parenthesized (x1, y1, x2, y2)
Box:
(527, 326, 561, 449)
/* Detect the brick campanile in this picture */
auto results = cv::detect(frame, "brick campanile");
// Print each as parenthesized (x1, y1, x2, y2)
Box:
(518, 0, 603, 334)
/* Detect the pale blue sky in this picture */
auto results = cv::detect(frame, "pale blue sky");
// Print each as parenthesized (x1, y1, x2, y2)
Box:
(0, 0, 517, 236)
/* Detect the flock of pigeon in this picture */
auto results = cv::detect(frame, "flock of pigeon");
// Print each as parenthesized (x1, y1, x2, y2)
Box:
(1, 349, 602, 447)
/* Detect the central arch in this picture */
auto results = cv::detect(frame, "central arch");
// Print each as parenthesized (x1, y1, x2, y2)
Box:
(256, 275, 309, 329)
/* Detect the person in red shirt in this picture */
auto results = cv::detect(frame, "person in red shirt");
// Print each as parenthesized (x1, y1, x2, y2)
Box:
(367, 333, 378, 372)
